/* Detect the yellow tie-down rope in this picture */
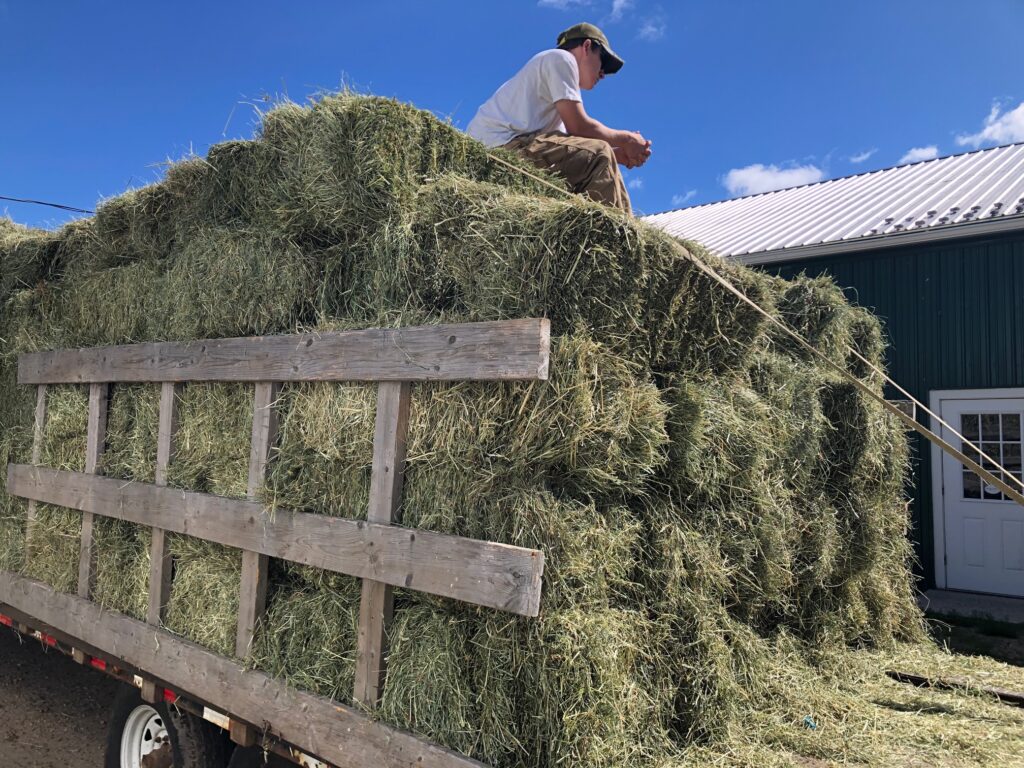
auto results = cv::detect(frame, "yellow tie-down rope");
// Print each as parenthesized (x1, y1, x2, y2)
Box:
(487, 151, 1024, 507)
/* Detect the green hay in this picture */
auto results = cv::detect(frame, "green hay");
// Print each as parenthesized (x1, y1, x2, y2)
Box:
(92, 520, 151, 620)
(21, 385, 88, 592)
(0, 93, 946, 767)
(168, 383, 252, 498)
(50, 227, 316, 348)
(164, 535, 241, 656)
(250, 576, 361, 702)
(379, 604, 480, 756)
(91, 384, 161, 619)
(647, 522, 743, 743)
(101, 384, 160, 483)
(258, 93, 560, 244)
(378, 603, 674, 768)
(265, 332, 669, 533)
(0, 498, 26, 573)
(522, 607, 674, 768)
(409, 178, 774, 375)
(0, 218, 61, 300)
(770, 274, 854, 367)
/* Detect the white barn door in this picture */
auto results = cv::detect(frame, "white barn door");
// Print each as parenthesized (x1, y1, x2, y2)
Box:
(934, 391, 1024, 597)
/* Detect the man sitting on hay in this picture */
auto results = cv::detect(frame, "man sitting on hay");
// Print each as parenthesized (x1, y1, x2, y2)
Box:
(468, 22, 651, 214)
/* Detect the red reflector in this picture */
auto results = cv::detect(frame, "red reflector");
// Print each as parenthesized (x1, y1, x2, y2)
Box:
(0, 614, 12, 627)
(89, 657, 107, 671)
(41, 633, 57, 647)
(163, 689, 178, 704)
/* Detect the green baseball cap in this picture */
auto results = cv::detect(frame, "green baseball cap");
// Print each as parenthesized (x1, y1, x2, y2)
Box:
(556, 22, 624, 74)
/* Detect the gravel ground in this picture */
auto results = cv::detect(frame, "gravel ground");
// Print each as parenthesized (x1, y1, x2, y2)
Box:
(0, 626, 121, 768)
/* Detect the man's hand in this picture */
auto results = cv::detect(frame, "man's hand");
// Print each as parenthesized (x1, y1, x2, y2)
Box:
(615, 132, 651, 168)
(555, 100, 652, 167)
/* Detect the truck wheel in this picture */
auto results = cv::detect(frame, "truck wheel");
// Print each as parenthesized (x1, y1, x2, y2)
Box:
(104, 684, 230, 768)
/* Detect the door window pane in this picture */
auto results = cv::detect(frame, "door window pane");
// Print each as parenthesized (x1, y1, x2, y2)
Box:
(963, 471, 981, 499)
(1003, 413, 1021, 442)
(961, 414, 980, 441)
(981, 443, 1000, 469)
(961, 444, 980, 467)
(982, 413, 1001, 440)
(1006, 444, 1022, 473)
(983, 480, 1003, 500)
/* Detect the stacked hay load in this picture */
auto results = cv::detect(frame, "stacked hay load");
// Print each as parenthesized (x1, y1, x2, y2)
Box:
(3, 92, 1018, 767)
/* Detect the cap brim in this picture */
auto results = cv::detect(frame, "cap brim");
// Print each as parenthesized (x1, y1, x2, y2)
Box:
(602, 47, 624, 74)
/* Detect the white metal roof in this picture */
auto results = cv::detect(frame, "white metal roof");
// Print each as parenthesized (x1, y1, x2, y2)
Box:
(642, 142, 1024, 265)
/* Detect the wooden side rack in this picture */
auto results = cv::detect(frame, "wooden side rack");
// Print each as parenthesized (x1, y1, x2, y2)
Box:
(1, 318, 551, 768)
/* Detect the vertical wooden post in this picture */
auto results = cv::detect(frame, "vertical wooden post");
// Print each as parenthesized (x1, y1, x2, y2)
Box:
(77, 383, 109, 599)
(353, 381, 411, 708)
(231, 381, 279, 746)
(23, 385, 47, 563)
(147, 383, 180, 626)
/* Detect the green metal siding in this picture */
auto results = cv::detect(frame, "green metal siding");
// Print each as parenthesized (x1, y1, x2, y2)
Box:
(765, 232, 1024, 588)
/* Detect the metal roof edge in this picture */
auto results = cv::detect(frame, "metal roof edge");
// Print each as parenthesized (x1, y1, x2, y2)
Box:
(647, 141, 1024, 218)
(732, 214, 1024, 266)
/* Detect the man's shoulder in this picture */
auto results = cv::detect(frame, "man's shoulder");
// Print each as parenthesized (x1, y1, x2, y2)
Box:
(526, 48, 576, 69)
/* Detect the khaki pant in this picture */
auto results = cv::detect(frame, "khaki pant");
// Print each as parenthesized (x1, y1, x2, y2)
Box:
(504, 131, 632, 214)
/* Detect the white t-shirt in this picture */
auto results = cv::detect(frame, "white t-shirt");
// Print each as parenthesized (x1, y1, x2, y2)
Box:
(467, 49, 582, 147)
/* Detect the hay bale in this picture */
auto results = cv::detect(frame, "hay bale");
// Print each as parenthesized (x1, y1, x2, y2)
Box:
(167, 383, 252, 498)
(21, 385, 88, 592)
(164, 535, 241, 656)
(410, 179, 774, 375)
(379, 603, 480, 756)
(51, 226, 316, 348)
(250, 576, 361, 702)
(376, 601, 674, 767)
(265, 332, 668, 533)
(522, 607, 674, 767)
(91, 384, 161, 619)
(259, 94, 559, 243)
(0, 218, 61, 300)
(92, 520, 151, 620)
(769, 274, 854, 366)
(646, 521, 745, 743)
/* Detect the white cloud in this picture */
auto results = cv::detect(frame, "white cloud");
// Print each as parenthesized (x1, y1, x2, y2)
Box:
(607, 0, 633, 22)
(956, 101, 1024, 148)
(637, 16, 666, 40)
(538, 0, 589, 9)
(849, 148, 877, 164)
(898, 145, 938, 164)
(627, 177, 644, 190)
(723, 164, 823, 196)
(671, 190, 697, 207)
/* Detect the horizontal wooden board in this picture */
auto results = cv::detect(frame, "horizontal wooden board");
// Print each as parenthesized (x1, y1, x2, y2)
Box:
(7, 464, 544, 617)
(0, 571, 489, 768)
(18, 319, 551, 384)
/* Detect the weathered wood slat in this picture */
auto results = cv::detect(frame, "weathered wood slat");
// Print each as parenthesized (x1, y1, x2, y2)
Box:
(236, 382, 280, 657)
(887, 670, 1024, 708)
(77, 383, 108, 600)
(147, 382, 179, 627)
(355, 381, 411, 707)
(0, 571, 489, 768)
(7, 464, 543, 616)
(18, 319, 551, 385)
(23, 385, 47, 563)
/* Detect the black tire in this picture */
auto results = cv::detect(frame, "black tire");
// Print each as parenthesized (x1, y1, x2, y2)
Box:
(104, 683, 231, 768)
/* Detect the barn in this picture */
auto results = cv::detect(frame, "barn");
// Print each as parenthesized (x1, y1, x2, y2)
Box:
(644, 142, 1024, 605)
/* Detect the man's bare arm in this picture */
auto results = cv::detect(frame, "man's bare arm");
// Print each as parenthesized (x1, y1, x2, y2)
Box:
(555, 99, 651, 167)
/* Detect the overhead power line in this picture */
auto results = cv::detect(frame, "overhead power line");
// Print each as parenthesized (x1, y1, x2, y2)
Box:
(0, 194, 95, 215)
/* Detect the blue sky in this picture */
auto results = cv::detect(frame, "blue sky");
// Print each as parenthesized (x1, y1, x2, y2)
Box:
(2, 0, 1021, 228)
